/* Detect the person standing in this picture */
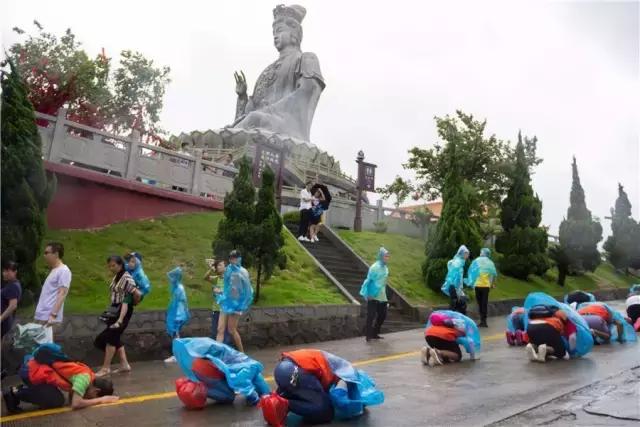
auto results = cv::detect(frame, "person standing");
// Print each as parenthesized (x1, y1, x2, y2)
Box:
(441, 245, 471, 315)
(467, 248, 498, 327)
(94, 256, 138, 376)
(216, 250, 253, 352)
(297, 181, 313, 242)
(164, 267, 191, 363)
(34, 242, 72, 343)
(1, 261, 22, 338)
(359, 247, 390, 342)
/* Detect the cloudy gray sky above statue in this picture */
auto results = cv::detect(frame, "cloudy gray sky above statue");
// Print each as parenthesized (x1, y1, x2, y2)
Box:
(2, 0, 638, 236)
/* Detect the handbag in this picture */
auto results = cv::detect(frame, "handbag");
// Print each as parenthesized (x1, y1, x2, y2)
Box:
(99, 306, 120, 325)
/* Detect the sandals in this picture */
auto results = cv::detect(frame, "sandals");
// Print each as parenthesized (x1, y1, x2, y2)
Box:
(95, 368, 112, 377)
(112, 365, 132, 374)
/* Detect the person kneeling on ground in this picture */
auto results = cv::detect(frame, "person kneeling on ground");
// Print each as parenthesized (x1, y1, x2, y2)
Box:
(505, 307, 529, 346)
(3, 343, 117, 413)
(625, 284, 640, 332)
(577, 301, 636, 344)
(260, 349, 384, 426)
(524, 292, 593, 363)
(421, 310, 480, 366)
(172, 337, 269, 409)
(564, 290, 596, 308)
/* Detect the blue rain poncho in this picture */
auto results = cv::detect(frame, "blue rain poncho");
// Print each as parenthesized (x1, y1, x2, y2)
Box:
(125, 253, 151, 296)
(359, 247, 389, 301)
(523, 292, 593, 358)
(630, 284, 640, 295)
(216, 260, 253, 314)
(465, 248, 497, 288)
(577, 301, 637, 343)
(506, 307, 526, 333)
(425, 310, 481, 355)
(166, 267, 190, 337)
(441, 245, 471, 297)
(173, 337, 270, 405)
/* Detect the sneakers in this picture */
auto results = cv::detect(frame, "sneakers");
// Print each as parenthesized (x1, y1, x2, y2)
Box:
(2, 387, 22, 414)
(429, 348, 443, 366)
(298, 236, 310, 242)
(506, 331, 515, 346)
(536, 344, 547, 362)
(526, 343, 538, 362)
(420, 346, 429, 365)
(164, 356, 177, 363)
(312, 236, 319, 242)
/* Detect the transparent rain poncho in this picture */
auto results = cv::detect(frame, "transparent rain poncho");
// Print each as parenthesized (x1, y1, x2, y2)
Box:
(173, 337, 270, 405)
(425, 310, 481, 355)
(523, 292, 593, 358)
(322, 351, 384, 420)
(166, 267, 191, 336)
(359, 247, 389, 300)
(216, 260, 254, 314)
(441, 246, 471, 298)
(465, 248, 497, 288)
(506, 307, 526, 333)
(577, 301, 637, 343)
(125, 253, 151, 296)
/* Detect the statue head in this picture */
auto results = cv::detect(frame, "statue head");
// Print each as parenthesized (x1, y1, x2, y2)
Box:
(272, 4, 305, 51)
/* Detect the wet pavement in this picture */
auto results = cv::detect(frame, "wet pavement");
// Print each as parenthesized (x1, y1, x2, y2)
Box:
(1, 301, 638, 426)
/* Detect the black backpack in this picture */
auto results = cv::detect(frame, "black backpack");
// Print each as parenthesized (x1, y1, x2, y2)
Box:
(528, 304, 558, 320)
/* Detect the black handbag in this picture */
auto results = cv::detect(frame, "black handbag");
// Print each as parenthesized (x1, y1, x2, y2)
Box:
(99, 306, 120, 325)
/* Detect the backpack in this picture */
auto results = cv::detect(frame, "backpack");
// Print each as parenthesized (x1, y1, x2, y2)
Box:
(528, 304, 558, 320)
(33, 343, 71, 365)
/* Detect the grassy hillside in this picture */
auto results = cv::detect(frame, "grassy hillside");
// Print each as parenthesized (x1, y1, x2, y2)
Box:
(31, 212, 345, 314)
(336, 230, 635, 306)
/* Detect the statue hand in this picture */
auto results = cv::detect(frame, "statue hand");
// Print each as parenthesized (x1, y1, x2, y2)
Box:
(234, 70, 247, 97)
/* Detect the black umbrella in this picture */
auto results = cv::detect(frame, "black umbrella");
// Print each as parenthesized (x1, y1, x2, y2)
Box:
(311, 183, 332, 209)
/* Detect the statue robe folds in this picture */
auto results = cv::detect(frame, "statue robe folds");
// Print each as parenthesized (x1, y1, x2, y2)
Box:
(234, 51, 325, 142)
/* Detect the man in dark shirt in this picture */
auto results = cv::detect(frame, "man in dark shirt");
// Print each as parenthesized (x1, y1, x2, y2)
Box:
(1, 261, 22, 338)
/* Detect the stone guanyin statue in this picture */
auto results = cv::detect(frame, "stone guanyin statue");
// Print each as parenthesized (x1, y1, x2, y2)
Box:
(230, 4, 325, 143)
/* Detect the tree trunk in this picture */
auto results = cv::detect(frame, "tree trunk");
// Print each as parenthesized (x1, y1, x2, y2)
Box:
(256, 260, 262, 301)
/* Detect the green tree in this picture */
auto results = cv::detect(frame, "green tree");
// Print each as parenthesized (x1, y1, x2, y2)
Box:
(8, 22, 170, 138)
(213, 157, 256, 266)
(1, 60, 55, 292)
(495, 134, 549, 279)
(253, 167, 285, 301)
(603, 183, 640, 273)
(404, 111, 542, 217)
(377, 176, 415, 208)
(423, 142, 483, 291)
(548, 244, 570, 286)
(558, 157, 603, 273)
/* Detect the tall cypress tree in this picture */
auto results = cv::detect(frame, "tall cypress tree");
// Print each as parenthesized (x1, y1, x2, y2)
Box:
(558, 157, 603, 273)
(253, 166, 284, 301)
(1, 60, 54, 292)
(423, 142, 482, 291)
(495, 134, 549, 279)
(213, 156, 256, 266)
(603, 183, 640, 272)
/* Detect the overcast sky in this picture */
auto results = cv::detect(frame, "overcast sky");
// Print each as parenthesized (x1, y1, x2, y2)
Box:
(2, 0, 639, 237)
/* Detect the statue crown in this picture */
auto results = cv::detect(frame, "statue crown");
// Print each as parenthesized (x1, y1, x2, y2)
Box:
(273, 4, 306, 24)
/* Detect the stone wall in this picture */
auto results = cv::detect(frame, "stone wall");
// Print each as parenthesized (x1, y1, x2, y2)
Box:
(3, 305, 361, 370)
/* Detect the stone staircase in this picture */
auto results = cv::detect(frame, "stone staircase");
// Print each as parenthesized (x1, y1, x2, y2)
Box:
(286, 223, 422, 334)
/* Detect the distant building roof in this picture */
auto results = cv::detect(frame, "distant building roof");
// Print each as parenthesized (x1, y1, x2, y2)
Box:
(389, 201, 442, 220)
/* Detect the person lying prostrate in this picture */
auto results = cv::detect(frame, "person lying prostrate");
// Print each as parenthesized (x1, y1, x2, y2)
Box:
(421, 310, 480, 366)
(505, 307, 528, 346)
(259, 349, 384, 426)
(564, 290, 595, 307)
(577, 301, 636, 344)
(626, 285, 640, 331)
(172, 337, 270, 409)
(526, 305, 575, 362)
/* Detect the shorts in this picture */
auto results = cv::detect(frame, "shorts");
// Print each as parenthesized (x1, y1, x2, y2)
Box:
(582, 314, 609, 335)
(425, 336, 462, 361)
(527, 322, 566, 358)
(310, 215, 322, 225)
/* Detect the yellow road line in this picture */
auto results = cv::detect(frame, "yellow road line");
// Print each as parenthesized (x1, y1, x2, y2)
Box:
(1, 332, 504, 423)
